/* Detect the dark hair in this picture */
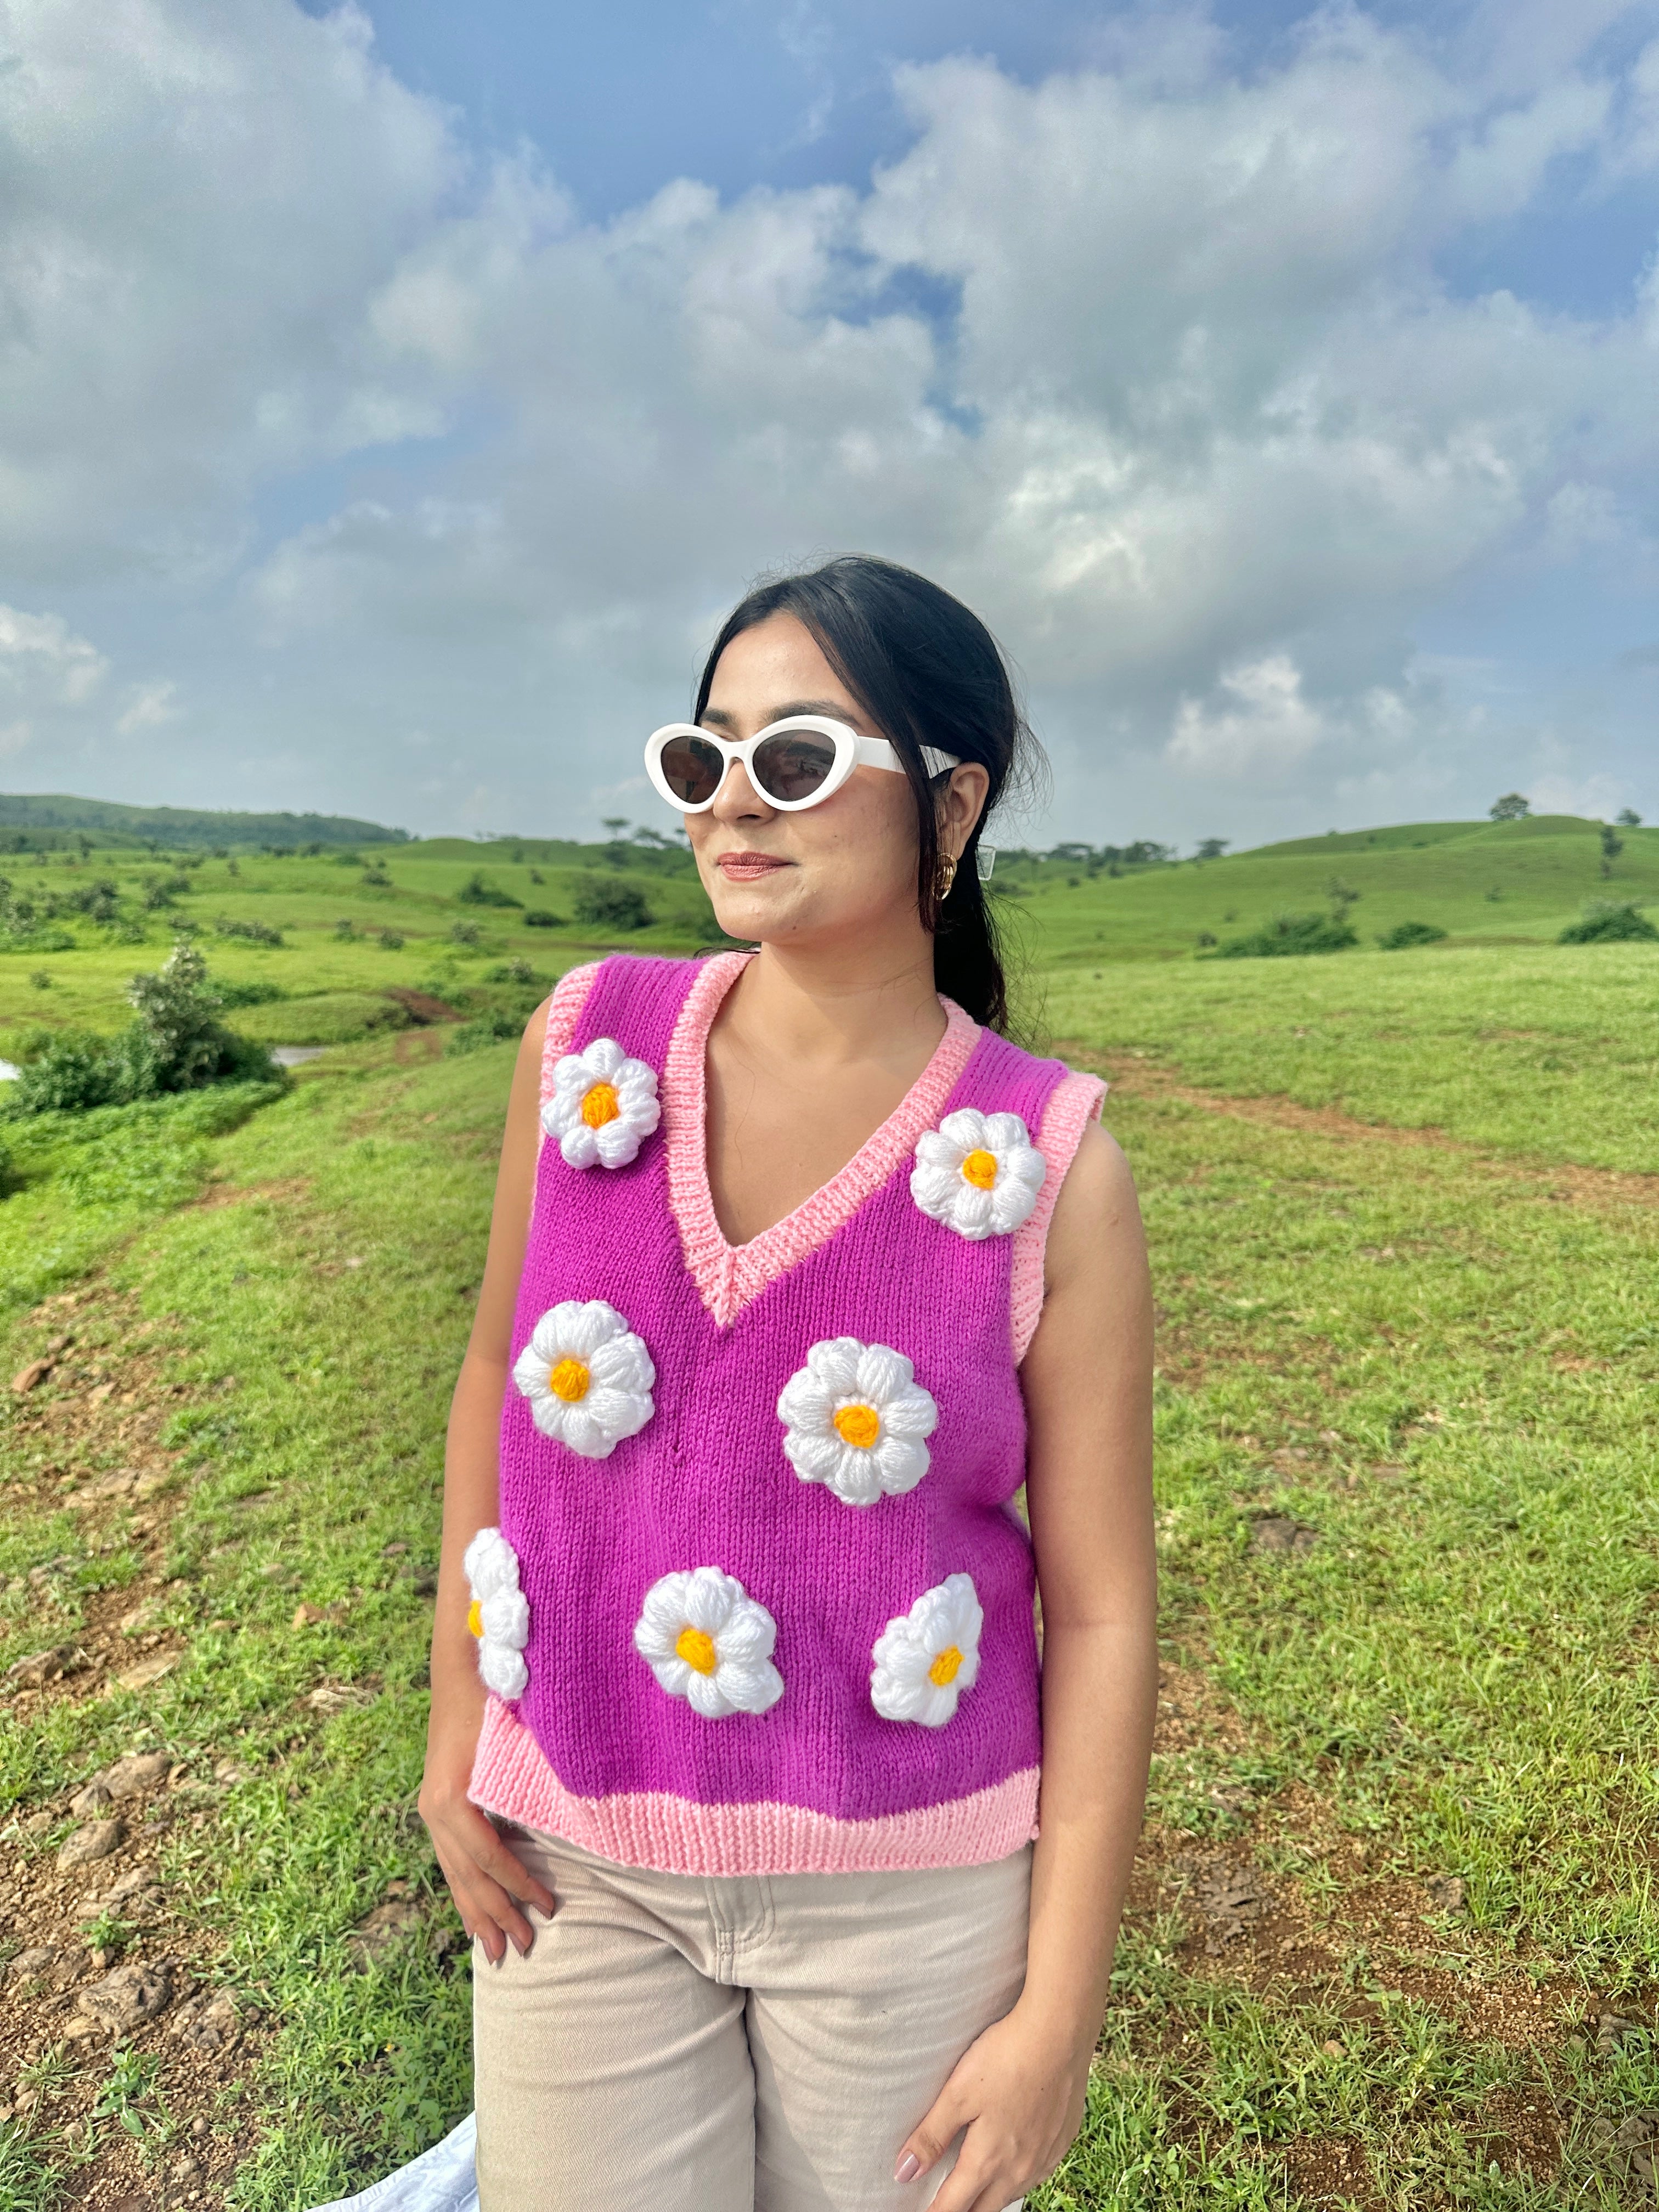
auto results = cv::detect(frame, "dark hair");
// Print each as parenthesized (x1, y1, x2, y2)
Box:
(693, 556, 1043, 1032)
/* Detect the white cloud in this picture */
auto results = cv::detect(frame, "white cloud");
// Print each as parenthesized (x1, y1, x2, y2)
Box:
(1, 2, 1657, 838)
(116, 680, 181, 736)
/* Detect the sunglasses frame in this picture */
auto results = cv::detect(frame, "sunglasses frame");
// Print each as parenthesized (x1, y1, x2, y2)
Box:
(644, 715, 961, 815)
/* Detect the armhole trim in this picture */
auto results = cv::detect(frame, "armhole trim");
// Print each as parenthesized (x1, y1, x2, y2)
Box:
(1011, 1071, 1109, 1365)
(539, 961, 602, 1109)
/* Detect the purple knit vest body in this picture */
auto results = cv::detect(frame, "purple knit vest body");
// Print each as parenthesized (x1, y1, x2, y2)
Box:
(485, 953, 1079, 1875)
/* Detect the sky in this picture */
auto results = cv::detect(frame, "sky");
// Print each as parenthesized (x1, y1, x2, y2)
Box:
(1, 0, 1657, 851)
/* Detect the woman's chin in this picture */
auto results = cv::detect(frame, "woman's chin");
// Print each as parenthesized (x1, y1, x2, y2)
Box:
(706, 873, 804, 939)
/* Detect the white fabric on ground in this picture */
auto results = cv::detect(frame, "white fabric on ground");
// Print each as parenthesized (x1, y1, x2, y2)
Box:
(309, 2113, 477, 2212)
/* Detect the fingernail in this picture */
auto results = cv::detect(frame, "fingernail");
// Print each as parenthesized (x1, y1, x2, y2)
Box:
(895, 2153, 920, 2183)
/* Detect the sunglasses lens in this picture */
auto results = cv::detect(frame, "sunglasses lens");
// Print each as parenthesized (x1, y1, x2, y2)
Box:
(752, 728, 838, 804)
(658, 733, 726, 806)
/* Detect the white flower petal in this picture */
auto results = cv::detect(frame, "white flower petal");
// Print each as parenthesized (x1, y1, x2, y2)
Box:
(545, 1041, 662, 1171)
(681, 1566, 737, 1633)
(776, 1375, 836, 1431)
(806, 1338, 863, 1395)
(854, 1342, 913, 1402)
(782, 1430, 848, 1483)
(868, 1436, 929, 1494)
(478, 1588, 528, 1646)
(938, 1107, 989, 1151)
(685, 1668, 732, 1719)
(479, 1645, 528, 1699)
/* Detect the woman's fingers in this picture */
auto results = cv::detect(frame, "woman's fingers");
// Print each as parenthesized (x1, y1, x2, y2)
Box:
(894, 2073, 969, 2185)
(423, 1797, 556, 1957)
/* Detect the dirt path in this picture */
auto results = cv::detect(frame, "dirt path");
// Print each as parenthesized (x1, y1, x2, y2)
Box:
(1061, 1045, 1659, 1210)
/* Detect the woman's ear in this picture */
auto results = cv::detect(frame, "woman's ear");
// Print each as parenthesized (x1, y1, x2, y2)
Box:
(938, 762, 990, 854)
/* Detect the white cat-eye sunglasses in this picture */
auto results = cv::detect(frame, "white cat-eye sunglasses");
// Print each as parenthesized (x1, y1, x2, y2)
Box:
(644, 715, 960, 815)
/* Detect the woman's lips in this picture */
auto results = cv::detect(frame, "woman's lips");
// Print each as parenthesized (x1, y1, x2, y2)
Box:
(716, 852, 790, 881)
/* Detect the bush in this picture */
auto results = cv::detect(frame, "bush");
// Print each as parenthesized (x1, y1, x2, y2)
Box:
(445, 1011, 521, 1056)
(573, 877, 654, 932)
(457, 871, 522, 909)
(523, 910, 566, 929)
(1376, 921, 1447, 950)
(215, 979, 287, 1007)
(1207, 913, 1359, 960)
(380, 928, 405, 950)
(1558, 901, 1658, 944)
(10, 1031, 123, 1113)
(7, 943, 280, 1115)
(215, 915, 284, 946)
(448, 921, 481, 946)
(485, 959, 539, 985)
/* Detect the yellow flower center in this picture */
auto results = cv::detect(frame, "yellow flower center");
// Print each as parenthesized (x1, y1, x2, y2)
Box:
(833, 1403, 881, 1449)
(928, 1644, 964, 1687)
(960, 1148, 999, 1190)
(675, 1626, 718, 1675)
(580, 1080, 621, 1128)
(549, 1357, 591, 1402)
(467, 1600, 484, 1639)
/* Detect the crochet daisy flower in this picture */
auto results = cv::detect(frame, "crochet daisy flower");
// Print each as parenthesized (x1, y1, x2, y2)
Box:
(543, 1037, 661, 1170)
(870, 1573, 983, 1726)
(910, 1108, 1046, 1240)
(775, 1338, 939, 1508)
(633, 1567, 785, 1718)
(512, 1299, 655, 1459)
(462, 1527, 529, 1700)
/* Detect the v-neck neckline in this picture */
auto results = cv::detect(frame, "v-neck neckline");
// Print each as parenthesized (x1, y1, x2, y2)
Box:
(660, 952, 980, 1328)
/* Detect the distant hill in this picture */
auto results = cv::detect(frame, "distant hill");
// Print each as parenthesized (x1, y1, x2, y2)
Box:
(0, 792, 407, 851)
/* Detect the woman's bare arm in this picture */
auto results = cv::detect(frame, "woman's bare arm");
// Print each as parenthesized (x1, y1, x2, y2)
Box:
(419, 1001, 558, 1961)
(896, 1121, 1157, 2208)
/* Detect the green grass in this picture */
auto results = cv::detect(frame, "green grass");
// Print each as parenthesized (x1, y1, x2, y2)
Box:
(2, 815, 1656, 2205)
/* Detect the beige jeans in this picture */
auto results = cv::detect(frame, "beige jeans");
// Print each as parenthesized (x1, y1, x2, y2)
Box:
(472, 1825, 1032, 2212)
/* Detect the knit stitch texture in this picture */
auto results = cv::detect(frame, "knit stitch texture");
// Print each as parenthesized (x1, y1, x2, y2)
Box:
(470, 953, 1104, 1874)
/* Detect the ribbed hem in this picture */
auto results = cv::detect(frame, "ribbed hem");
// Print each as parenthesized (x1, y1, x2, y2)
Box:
(1010, 1070, 1108, 1364)
(469, 1697, 1040, 1875)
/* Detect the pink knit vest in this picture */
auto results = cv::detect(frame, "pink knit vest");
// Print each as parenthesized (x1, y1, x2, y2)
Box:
(467, 952, 1105, 1875)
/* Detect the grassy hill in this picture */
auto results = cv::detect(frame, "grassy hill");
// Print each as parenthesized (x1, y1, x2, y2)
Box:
(991, 813, 1659, 963)
(0, 812, 1651, 1064)
(0, 792, 408, 851)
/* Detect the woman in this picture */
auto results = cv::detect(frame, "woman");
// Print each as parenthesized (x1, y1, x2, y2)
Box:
(418, 556, 1156, 2212)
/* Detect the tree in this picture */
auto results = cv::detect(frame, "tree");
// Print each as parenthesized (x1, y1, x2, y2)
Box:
(1599, 822, 1623, 878)
(1489, 793, 1531, 821)
(1195, 838, 1229, 861)
(1616, 807, 1641, 827)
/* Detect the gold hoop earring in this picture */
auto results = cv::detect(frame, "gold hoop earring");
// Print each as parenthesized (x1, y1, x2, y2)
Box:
(936, 851, 958, 901)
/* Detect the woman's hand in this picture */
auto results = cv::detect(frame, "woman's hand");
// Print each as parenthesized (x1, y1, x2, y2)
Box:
(419, 1701, 555, 1965)
(893, 2000, 1092, 2211)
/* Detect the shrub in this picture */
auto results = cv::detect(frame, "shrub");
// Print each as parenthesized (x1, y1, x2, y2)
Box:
(380, 928, 405, 950)
(8, 944, 279, 1115)
(457, 871, 523, 909)
(10, 1031, 123, 1113)
(448, 921, 481, 946)
(486, 958, 539, 985)
(1207, 913, 1359, 960)
(1558, 901, 1658, 945)
(215, 979, 287, 1007)
(523, 910, 566, 929)
(445, 1011, 521, 1056)
(334, 918, 357, 940)
(215, 915, 284, 946)
(1377, 921, 1447, 950)
(574, 877, 654, 931)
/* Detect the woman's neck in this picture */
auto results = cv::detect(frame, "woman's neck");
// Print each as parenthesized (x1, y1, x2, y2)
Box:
(723, 929, 947, 1078)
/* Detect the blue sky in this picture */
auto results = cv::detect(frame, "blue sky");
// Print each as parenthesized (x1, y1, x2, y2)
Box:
(2, 0, 1657, 847)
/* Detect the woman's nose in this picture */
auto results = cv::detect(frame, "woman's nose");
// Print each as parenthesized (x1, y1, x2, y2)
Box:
(709, 760, 772, 823)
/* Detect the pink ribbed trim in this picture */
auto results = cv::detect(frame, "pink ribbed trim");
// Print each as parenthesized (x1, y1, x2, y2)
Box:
(538, 962, 601, 1106)
(1009, 1071, 1109, 1364)
(469, 1696, 1039, 1874)
(663, 954, 981, 1328)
